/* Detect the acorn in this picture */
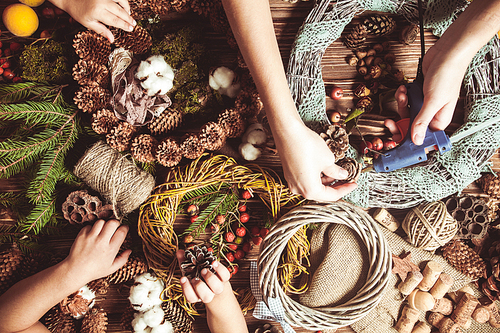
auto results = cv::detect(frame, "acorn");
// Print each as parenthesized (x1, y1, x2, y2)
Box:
(348, 55, 358, 66)
(355, 49, 367, 59)
(384, 53, 396, 65)
(366, 49, 376, 57)
(354, 84, 370, 98)
(370, 65, 382, 79)
(358, 66, 368, 75)
(373, 43, 384, 53)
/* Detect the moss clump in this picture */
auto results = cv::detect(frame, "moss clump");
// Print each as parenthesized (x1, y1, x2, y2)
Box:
(174, 82, 221, 115)
(18, 40, 71, 84)
(172, 60, 201, 92)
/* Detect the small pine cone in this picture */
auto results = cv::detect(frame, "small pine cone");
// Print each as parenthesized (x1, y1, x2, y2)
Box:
(73, 30, 112, 65)
(107, 254, 148, 284)
(344, 23, 367, 50)
(120, 306, 136, 331)
(72, 59, 110, 87)
(180, 245, 217, 279)
(234, 88, 263, 118)
(170, 0, 190, 12)
(336, 157, 362, 183)
(129, 0, 156, 19)
(81, 308, 107, 333)
(147, 109, 183, 135)
(163, 301, 194, 333)
(113, 25, 152, 54)
(0, 246, 24, 294)
(74, 85, 111, 113)
(319, 124, 349, 161)
(149, 0, 172, 16)
(442, 239, 487, 280)
(180, 133, 205, 160)
(106, 121, 136, 152)
(218, 108, 245, 138)
(478, 173, 500, 199)
(131, 134, 158, 163)
(399, 24, 419, 45)
(363, 15, 396, 36)
(86, 278, 110, 295)
(190, 0, 213, 17)
(156, 138, 183, 167)
(199, 122, 227, 151)
(44, 307, 77, 333)
(92, 109, 119, 135)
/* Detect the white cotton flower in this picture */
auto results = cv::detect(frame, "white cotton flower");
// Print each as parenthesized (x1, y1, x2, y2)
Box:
(143, 305, 164, 328)
(135, 55, 175, 96)
(132, 313, 149, 332)
(239, 142, 262, 161)
(209, 66, 241, 98)
(129, 284, 155, 311)
(242, 123, 267, 145)
(151, 321, 174, 333)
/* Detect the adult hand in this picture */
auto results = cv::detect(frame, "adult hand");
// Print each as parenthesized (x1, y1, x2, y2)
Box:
(50, 0, 136, 43)
(64, 219, 131, 285)
(275, 123, 357, 202)
(176, 250, 230, 304)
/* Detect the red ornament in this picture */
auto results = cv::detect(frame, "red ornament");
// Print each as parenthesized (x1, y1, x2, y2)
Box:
(3, 69, 14, 80)
(236, 227, 246, 237)
(330, 87, 343, 100)
(0, 68, 4, 76)
(242, 190, 252, 200)
(260, 228, 270, 238)
(224, 232, 235, 243)
(184, 235, 194, 244)
(359, 141, 373, 154)
(371, 137, 384, 151)
(252, 236, 263, 246)
(234, 249, 245, 260)
(12, 76, 22, 83)
(229, 265, 238, 276)
(2, 60, 11, 69)
(384, 140, 397, 150)
(240, 213, 250, 223)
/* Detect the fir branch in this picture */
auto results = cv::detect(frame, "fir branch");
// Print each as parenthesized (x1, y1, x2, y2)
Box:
(0, 82, 66, 104)
(19, 195, 58, 234)
(0, 225, 43, 255)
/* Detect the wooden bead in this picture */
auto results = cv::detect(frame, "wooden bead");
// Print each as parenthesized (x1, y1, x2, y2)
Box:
(450, 292, 479, 327)
(431, 298, 453, 316)
(429, 273, 454, 299)
(411, 321, 431, 333)
(408, 290, 435, 311)
(472, 305, 491, 323)
(373, 208, 400, 232)
(394, 304, 420, 333)
(418, 261, 443, 291)
(398, 271, 424, 296)
(438, 317, 460, 333)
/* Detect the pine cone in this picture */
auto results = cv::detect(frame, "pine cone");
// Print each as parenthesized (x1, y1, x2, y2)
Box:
(156, 138, 183, 167)
(480, 240, 500, 301)
(72, 59, 110, 87)
(234, 87, 263, 118)
(59, 289, 94, 319)
(107, 254, 148, 284)
(170, 0, 190, 12)
(131, 134, 158, 163)
(113, 25, 152, 54)
(150, 0, 172, 16)
(399, 24, 419, 45)
(478, 173, 500, 199)
(163, 301, 194, 333)
(336, 157, 362, 183)
(92, 109, 119, 135)
(199, 122, 227, 151)
(180, 245, 217, 279)
(81, 307, 107, 333)
(218, 108, 245, 138)
(74, 85, 111, 113)
(129, 0, 156, 19)
(120, 305, 136, 331)
(190, 0, 213, 17)
(43, 307, 77, 333)
(87, 278, 110, 295)
(0, 246, 23, 294)
(180, 133, 205, 160)
(73, 30, 112, 65)
(319, 124, 349, 161)
(106, 121, 136, 152)
(442, 239, 487, 280)
(147, 109, 183, 135)
(344, 23, 367, 50)
(363, 15, 396, 36)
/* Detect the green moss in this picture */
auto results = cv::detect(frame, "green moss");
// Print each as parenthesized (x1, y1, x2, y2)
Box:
(174, 82, 221, 115)
(18, 40, 71, 84)
(172, 61, 202, 92)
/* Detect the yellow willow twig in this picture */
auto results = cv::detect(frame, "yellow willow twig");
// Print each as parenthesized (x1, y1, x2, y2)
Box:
(234, 287, 257, 315)
(278, 225, 311, 294)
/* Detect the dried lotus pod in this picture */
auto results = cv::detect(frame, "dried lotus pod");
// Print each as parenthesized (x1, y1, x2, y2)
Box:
(199, 121, 227, 151)
(218, 108, 245, 138)
(156, 138, 183, 167)
(180, 245, 217, 279)
(112, 25, 152, 54)
(131, 134, 158, 163)
(180, 133, 205, 160)
(74, 85, 111, 113)
(336, 157, 362, 182)
(444, 195, 490, 240)
(91, 109, 119, 135)
(72, 59, 110, 87)
(319, 124, 349, 162)
(73, 30, 112, 65)
(62, 190, 114, 224)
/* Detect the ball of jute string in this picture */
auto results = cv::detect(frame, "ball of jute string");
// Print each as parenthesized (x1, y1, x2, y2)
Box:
(73, 141, 155, 218)
(402, 201, 458, 252)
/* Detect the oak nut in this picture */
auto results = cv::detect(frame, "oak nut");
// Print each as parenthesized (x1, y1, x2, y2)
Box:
(373, 43, 384, 53)
(366, 48, 376, 57)
(365, 55, 375, 66)
(358, 66, 368, 75)
(354, 83, 370, 97)
(384, 53, 396, 65)
(374, 57, 384, 66)
(357, 58, 365, 67)
(370, 65, 382, 79)
(355, 49, 367, 59)
(356, 96, 374, 112)
(348, 55, 359, 66)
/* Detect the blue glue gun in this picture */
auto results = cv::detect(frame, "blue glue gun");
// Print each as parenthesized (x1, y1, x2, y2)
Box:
(372, 79, 452, 173)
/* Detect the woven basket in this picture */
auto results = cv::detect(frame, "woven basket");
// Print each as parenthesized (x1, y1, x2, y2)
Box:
(257, 201, 392, 331)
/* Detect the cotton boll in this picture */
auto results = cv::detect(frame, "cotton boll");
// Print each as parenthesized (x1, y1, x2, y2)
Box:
(209, 66, 235, 90)
(239, 142, 262, 161)
(141, 75, 173, 96)
(220, 81, 241, 99)
(242, 123, 267, 145)
(143, 305, 164, 328)
(129, 284, 155, 311)
(135, 273, 158, 286)
(151, 321, 174, 333)
(136, 55, 175, 96)
(132, 313, 149, 332)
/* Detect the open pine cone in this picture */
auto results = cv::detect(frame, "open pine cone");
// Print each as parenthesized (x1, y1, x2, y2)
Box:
(163, 301, 194, 333)
(81, 308, 107, 333)
(91, 109, 119, 135)
(0, 246, 24, 294)
(107, 254, 148, 284)
(147, 108, 183, 135)
(190, 0, 213, 17)
(180, 245, 217, 279)
(73, 30, 111, 65)
(131, 134, 158, 163)
(106, 121, 136, 152)
(43, 307, 77, 333)
(319, 124, 349, 161)
(180, 133, 205, 160)
(156, 138, 183, 167)
(199, 121, 227, 151)
(235, 87, 263, 118)
(478, 173, 500, 199)
(442, 239, 487, 280)
(336, 157, 362, 183)
(480, 240, 500, 301)
(218, 108, 245, 138)
(344, 23, 367, 49)
(112, 25, 152, 54)
(74, 85, 111, 113)
(72, 59, 110, 87)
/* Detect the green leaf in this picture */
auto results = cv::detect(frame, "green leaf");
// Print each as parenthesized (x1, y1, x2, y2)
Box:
(344, 108, 365, 123)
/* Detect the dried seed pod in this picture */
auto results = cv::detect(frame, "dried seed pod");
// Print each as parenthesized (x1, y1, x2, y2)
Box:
(356, 96, 374, 112)
(366, 49, 376, 57)
(354, 83, 370, 97)
(348, 55, 358, 66)
(373, 43, 384, 53)
(358, 66, 368, 75)
(370, 65, 382, 79)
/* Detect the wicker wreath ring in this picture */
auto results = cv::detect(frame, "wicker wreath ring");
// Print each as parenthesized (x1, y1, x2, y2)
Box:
(257, 201, 392, 330)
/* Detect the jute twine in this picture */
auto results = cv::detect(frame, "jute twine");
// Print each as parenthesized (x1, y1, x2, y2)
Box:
(73, 141, 155, 218)
(402, 201, 458, 252)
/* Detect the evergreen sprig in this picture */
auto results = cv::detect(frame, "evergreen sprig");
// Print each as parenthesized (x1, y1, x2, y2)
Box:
(0, 225, 44, 255)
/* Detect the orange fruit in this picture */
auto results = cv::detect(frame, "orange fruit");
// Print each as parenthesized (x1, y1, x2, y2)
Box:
(2, 4, 39, 37)
(19, 0, 45, 7)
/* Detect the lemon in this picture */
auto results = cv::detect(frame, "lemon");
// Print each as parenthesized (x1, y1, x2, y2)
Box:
(19, 0, 45, 7)
(2, 4, 39, 37)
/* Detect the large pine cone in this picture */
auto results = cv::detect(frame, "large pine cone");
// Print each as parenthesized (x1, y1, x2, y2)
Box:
(129, 0, 156, 19)
(0, 246, 24, 294)
(319, 124, 349, 161)
(72, 59, 110, 87)
(81, 308, 107, 333)
(363, 15, 396, 36)
(92, 109, 119, 135)
(163, 301, 194, 333)
(113, 25, 152, 54)
(199, 122, 226, 151)
(190, 0, 213, 17)
(344, 23, 367, 50)
(107, 254, 148, 284)
(442, 239, 487, 280)
(106, 122, 136, 152)
(218, 108, 245, 138)
(43, 307, 77, 333)
(180, 133, 205, 160)
(156, 138, 183, 167)
(478, 173, 500, 199)
(74, 85, 111, 113)
(131, 134, 158, 163)
(73, 30, 111, 65)
(147, 109, 183, 135)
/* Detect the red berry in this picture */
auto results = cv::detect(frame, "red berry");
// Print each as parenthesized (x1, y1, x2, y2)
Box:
(250, 226, 260, 236)
(186, 204, 199, 216)
(9, 42, 21, 52)
(0, 68, 4, 76)
(215, 214, 225, 225)
(330, 87, 343, 100)
(359, 141, 373, 154)
(371, 137, 383, 151)
(229, 265, 238, 276)
(234, 249, 245, 260)
(242, 242, 252, 252)
(240, 213, 250, 223)
(207, 247, 213, 253)
(3, 49, 11, 57)
(54, 7, 65, 15)
(0, 49, 2, 57)
(260, 228, 270, 238)
(42, 7, 55, 19)
(224, 232, 235, 243)
(238, 204, 247, 212)
(2, 60, 11, 69)
(210, 224, 219, 233)
(12, 76, 22, 83)
(226, 252, 235, 262)
(3, 69, 14, 80)
(190, 215, 198, 223)
(242, 190, 252, 200)
(227, 244, 237, 251)
(235, 227, 246, 237)
(0, 41, 3, 48)
(384, 140, 397, 150)
(252, 236, 263, 246)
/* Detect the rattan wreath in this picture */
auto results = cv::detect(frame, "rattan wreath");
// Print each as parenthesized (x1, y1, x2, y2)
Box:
(257, 201, 392, 331)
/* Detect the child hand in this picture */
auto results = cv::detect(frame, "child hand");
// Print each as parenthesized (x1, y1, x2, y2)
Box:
(176, 250, 231, 304)
(63, 219, 131, 286)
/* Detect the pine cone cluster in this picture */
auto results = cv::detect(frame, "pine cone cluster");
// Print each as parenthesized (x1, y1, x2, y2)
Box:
(163, 301, 194, 333)
(148, 109, 183, 135)
(73, 30, 111, 65)
(442, 240, 487, 280)
(319, 124, 349, 161)
(92, 109, 119, 135)
(113, 25, 152, 55)
(72, 59, 110, 87)
(81, 308, 107, 333)
(106, 122, 136, 152)
(74, 85, 111, 113)
(180, 245, 217, 279)
(478, 173, 500, 199)
(107, 254, 148, 284)
(156, 138, 183, 167)
(131, 134, 158, 163)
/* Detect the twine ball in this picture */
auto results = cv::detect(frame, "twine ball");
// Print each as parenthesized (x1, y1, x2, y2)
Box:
(402, 201, 458, 252)
(73, 141, 155, 218)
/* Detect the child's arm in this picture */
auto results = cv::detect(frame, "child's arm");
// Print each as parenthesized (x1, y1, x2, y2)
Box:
(176, 250, 248, 333)
(0, 219, 130, 333)
(48, 0, 136, 43)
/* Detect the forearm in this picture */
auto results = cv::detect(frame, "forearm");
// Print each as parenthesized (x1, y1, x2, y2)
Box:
(0, 260, 88, 333)
(205, 282, 248, 333)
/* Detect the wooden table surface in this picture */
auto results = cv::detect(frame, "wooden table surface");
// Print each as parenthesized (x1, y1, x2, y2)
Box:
(1, 1, 497, 333)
